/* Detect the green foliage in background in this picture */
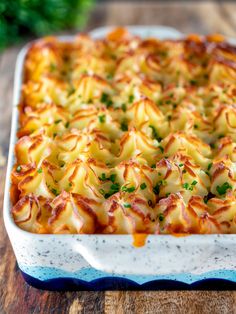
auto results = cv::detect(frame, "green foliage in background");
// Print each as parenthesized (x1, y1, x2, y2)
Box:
(0, 0, 94, 50)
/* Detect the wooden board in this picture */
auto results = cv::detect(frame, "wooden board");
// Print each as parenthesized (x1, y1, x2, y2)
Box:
(1, 1, 236, 313)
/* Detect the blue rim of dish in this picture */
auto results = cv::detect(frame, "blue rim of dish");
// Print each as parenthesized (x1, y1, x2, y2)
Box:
(21, 271, 236, 291)
(18, 265, 236, 290)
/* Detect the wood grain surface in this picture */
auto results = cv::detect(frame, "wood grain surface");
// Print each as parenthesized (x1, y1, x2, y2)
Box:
(1, 1, 236, 313)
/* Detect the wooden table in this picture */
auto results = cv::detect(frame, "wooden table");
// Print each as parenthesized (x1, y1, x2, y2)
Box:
(1, 1, 236, 313)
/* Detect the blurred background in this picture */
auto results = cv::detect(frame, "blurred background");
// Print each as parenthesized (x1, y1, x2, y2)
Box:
(1, 0, 236, 51)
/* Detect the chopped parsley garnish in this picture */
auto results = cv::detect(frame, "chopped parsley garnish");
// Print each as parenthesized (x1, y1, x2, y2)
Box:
(16, 165, 22, 173)
(153, 183, 160, 195)
(216, 182, 232, 195)
(183, 169, 187, 173)
(190, 79, 197, 86)
(128, 94, 134, 103)
(68, 182, 72, 187)
(99, 173, 116, 182)
(55, 119, 62, 124)
(106, 100, 113, 108)
(121, 103, 127, 112)
(160, 51, 168, 58)
(106, 73, 113, 80)
(110, 183, 119, 193)
(49, 63, 57, 72)
(153, 180, 166, 195)
(149, 125, 162, 142)
(121, 186, 135, 193)
(166, 192, 170, 197)
(99, 173, 107, 181)
(183, 180, 198, 191)
(67, 86, 75, 97)
(194, 124, 198, 129)
(51, 188, 59, 196)
(124, 203, 131, 208)
(210, 143, 216, 149)
(100, 93, 113, 108)
(158, 213, 165, 221)
(167, 115, 172, 121)
(65, 121, 70, 128)
(165, 99, 172, 105)
(158, 146, 164, 153)
(179, 163, 184, 167)
(151, 164, 156, 169)
(99, 174, 120, 199)
(182, 183, 193, 191)
(121, 120, 128, 131)
(98, 114, 106, 123)
(104, 183, 120, 199)
(207, 163, 213, 171)
(218, 134, 224, 139)
(140, 183, 147, 190)
(37, 168, 42, 173)
(101, 92, 109, 103)
(99, 189, 105, 195)
(158, 172, 162, 176)
(109, 174, 116, 183)
(53, 133, 57, 138)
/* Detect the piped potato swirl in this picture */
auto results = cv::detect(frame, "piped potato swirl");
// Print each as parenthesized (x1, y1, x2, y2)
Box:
(11, 28, 236, 234)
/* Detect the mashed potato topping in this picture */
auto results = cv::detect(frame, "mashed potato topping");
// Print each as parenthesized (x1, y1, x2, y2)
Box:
(11, 28, 236, 234)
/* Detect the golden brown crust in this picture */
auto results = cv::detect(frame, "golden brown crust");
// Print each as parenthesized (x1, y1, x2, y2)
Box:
(11, 28, 236, 234)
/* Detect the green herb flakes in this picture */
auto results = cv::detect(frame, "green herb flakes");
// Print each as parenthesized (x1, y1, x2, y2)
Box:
(121, 120, 128, 131)
(216, 182, 232, 195)
(207, 163, 213, 171)
(99, 173, 107, 181)
(149, 125, 162, 142)
(158, 213, 165, 222)
(128, 95, 134, 103)
(51, 188, 59, 196)
(98, 114, 106, 123)
(16, 165, 22, 173)
(140, 183, 147, 190)
(121, 103, 127, 112)
(121, 186, 135, 193)
(124, 203, 131, 208)
(55, 119, 62, 124)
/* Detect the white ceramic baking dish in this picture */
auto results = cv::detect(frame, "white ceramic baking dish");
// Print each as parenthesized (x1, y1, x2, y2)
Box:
(3, 26, 236, 290)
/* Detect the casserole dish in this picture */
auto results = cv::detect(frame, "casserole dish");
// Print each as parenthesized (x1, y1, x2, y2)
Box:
(4, 25, 236, 290)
